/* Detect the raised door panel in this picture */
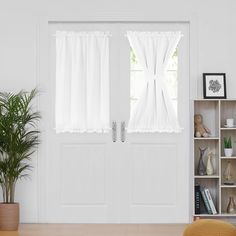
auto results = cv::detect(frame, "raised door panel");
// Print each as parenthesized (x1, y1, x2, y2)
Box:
(60, 144, 106, 205)
(47, 140, 115, 223)
(131, 144, 177, 206)
(123, 140, 189, 223)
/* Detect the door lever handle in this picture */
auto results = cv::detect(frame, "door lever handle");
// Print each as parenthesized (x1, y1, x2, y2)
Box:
(112, 121, 117, 142)
(121, 121, 126, 142)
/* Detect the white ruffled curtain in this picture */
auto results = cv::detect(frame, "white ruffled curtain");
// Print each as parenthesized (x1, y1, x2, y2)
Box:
(55, 31, 110, 133)
(127, 31, 182, 133)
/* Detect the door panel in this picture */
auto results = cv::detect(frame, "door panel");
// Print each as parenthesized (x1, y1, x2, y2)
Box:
(122, 135, 189, 222)
(131, 144, 177, 205)
(60, 144, 106, 205)
(47, 137, 114, 222)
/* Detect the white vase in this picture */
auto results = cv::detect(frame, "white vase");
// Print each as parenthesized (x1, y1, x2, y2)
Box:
(224, 148, 233, 157)
(206, 153, 214, 175)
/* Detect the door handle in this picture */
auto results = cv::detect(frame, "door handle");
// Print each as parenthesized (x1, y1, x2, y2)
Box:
(112, 121, 117, 142)
(121, 121, 126, 142)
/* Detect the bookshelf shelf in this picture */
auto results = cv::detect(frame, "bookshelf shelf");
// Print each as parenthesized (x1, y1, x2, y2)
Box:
(193, 214, 219, 217)
(221, 185, 236, 188)
(193, 99, 236, 220)
(220, 128, 236, 130)
(194, 137, 219, 140)
(194, 175, 219, 179)
(221, 157, 236, 159)
(194, 213, 236, 217)
(220, 213, 236, 216)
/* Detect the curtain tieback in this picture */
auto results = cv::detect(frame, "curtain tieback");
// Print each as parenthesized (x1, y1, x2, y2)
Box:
(144, 71, 165, 83)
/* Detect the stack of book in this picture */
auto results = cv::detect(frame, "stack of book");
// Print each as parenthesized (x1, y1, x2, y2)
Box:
(195, 184, 217, 215)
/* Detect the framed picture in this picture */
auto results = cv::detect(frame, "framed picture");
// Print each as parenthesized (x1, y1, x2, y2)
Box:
(203, 73, 226, 99)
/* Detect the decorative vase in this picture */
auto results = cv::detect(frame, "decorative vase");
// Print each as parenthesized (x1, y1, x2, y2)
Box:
(224, 148, 233, 157)
(227, 196, 236, 214)
(206, 152, 214, 175)
(223, 161, 234, 185)
(198, 147, 207, 176)
(0, 203, 19, 231)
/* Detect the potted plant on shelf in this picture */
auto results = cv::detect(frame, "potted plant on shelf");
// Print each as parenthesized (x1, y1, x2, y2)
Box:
(0, 89, 40, 231)
(224, 136, 233, 157)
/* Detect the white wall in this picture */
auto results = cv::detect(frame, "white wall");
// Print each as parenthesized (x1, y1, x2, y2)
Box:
(0, 0, 235, 222)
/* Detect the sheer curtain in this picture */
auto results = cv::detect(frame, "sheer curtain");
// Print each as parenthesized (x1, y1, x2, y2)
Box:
(127, 31, 183, 133)
(55, 31, 110, 133)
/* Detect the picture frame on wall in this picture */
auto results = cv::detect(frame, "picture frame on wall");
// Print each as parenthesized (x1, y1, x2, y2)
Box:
(203, 73, 227, 99)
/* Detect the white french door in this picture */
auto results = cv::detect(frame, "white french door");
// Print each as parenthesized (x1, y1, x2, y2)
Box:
(118, 23, 190, 223)
(41, 22, 189, 223)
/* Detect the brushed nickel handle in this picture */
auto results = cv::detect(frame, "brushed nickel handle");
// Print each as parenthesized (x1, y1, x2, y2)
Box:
(121, 121, 126, 142)
(112, 121, 117, 142)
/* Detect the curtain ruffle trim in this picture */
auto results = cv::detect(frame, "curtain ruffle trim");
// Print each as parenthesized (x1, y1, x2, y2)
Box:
(55, 128, 111, 134)
(127, 127, 183, 133)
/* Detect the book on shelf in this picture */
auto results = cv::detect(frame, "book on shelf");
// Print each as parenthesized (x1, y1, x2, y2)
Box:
(201, 188, 213, 214)
(204, 188, 217, 214)
(200, 187, 217, 215)
(195, 185, 201, 214)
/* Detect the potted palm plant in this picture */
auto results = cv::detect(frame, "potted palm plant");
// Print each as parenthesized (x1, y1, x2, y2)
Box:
(224, 136, 233, 157)
(0, 89, 40, 230)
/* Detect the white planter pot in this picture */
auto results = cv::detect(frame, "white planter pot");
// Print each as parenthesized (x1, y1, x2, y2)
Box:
(224, 148, 233, 157)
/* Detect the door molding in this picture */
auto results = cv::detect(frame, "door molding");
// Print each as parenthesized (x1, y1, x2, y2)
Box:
(38, 15, 198, 223)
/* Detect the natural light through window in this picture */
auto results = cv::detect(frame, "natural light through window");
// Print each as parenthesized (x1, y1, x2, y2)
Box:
(130, 48, 178, 114)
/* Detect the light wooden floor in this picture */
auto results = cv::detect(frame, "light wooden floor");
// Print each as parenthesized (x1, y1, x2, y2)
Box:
(0, 224, 187, 236)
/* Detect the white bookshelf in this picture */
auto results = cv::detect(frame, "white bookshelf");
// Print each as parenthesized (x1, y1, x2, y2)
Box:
(193, 99, 236, 219)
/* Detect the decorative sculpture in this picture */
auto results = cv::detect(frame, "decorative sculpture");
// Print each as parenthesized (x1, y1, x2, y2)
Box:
(227, 196, 236, 214)
(206, 151, 214, 175)
(198, 147, 207, 175)
(194, 114, 211, 137)
(223, 161, 234, 185)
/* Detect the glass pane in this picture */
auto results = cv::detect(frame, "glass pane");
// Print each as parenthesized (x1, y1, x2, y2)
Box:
(130, 48, 178, 115)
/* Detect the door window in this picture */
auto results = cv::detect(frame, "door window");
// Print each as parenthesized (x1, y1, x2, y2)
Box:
(130, 48, 178, 114)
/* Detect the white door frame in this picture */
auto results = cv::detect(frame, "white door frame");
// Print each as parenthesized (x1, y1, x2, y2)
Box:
(38, 15, 198, 223)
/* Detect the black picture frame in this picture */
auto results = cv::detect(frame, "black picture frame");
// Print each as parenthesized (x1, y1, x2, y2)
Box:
(203, 73, 226, 99)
